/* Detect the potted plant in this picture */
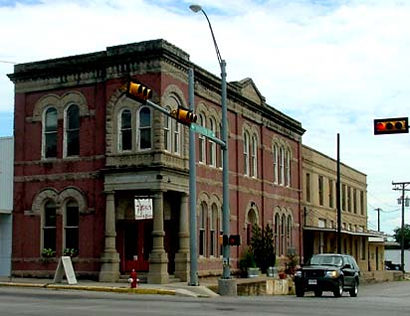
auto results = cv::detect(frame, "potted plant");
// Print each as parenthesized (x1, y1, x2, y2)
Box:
(239, 247, 258, 277)
(63, 248, 78, 257)
(40, 248, 56, 263)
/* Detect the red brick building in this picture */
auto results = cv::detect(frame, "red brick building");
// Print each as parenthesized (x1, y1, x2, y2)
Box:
(9, 39, 305, 283)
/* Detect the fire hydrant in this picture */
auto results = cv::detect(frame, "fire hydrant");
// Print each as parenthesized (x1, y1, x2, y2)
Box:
(129, 269, 138, 288)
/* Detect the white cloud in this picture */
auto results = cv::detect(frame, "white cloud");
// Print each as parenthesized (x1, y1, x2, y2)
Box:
(1, 0, 410, 234)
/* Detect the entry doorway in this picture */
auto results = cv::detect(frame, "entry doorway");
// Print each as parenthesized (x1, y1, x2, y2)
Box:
(117, 220, 153, 273)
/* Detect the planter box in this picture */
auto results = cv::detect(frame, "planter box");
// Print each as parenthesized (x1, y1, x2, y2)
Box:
(247, 267, 260, 278)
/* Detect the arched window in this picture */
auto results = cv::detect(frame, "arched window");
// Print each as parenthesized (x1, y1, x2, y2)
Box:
(198, 114, 206, 163)
(243, 131, 250, 176)
(65, 200, 79, 252)
(218, 123, 223, 168)
(246, 208, 258, 245)
(209, 117, 217, 167)
(251, 134, 257, 178)
(199, 202, 207, 256)
(119, 109, 132, 151)
(287, 215, 292, 249)
(281, 214, 286, 255)
(173, 119, 180, 155)
(274, 213, 280, 254)
(138, 107, 151, 150)
(210, 203, 218, 256)
(65, 104, 79, 157)
(279, 147, 285, 185)
(43, 201, 57, 251)
(285, 149, 291, 187)
(43, 107, 58, 158)
(164, 111, 171, 152)
(273, 144, 278, 184)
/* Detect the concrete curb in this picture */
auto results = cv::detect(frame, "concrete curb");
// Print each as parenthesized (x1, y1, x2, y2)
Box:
(0, 282, 176, 296)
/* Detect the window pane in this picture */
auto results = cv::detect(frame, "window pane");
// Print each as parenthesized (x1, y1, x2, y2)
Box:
(140, 129, 151, 149)
(65, 228, 79, 250)
(45, 205, 56, 226)
(139, 108, 150, 127)
(66, 205, 79, 226)
(122, 130, 132, 151)
(45, 133, 57, 157)
(44, 229, 56, 251)
(67, 130, 79, 156)
(121, 110, 131, 129)
(45, 108, 57, 132)
(67, 105, 79, 129)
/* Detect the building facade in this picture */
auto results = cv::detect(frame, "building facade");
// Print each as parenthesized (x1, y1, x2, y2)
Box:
(0, 136, 13, 276)
(9, 40, 305, 283)
(301, 145, 383, 272)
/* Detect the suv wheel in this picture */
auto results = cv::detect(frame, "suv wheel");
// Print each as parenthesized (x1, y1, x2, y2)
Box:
(349, 279, 358, 297)
(333, 279, 343, 297)
(296, 287, 305, 297)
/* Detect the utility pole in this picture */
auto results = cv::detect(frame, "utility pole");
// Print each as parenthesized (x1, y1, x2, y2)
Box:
(392, 181, 410, 274)
(336, 133, 342, 254)
(374, 208, 382, 232)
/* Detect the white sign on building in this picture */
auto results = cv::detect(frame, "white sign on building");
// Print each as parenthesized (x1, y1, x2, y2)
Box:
(134, 198, 153, 220)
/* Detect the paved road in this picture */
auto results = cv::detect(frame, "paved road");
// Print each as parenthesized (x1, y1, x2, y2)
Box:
(0, 280, 409, 316)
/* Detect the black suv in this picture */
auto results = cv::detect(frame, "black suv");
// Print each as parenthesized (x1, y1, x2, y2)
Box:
(294, 253, 360, 297)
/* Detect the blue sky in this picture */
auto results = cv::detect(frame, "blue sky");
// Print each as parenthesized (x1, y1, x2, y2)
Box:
(1, 0, 410, 234)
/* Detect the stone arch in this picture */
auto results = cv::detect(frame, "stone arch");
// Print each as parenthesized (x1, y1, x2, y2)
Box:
(161, 84, 187, 109)
(244, 201, 260, 229)
(31, 188, 59, 215)
(58, 187, 88, 214)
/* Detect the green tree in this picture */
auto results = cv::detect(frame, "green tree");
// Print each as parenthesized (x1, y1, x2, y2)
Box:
(250, 223, 275, 273)
(394, 224, 410, 249)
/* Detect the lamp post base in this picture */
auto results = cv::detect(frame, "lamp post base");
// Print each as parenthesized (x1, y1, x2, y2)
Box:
(218, 278, 237, 296)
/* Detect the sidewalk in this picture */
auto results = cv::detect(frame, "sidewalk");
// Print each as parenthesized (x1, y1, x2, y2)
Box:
(0, 277, 219, 298)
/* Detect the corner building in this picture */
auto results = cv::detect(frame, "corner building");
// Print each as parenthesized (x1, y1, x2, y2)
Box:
(9, 40, 305, 283)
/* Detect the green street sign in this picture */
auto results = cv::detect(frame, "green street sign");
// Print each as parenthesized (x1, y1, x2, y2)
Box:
(190, 123, 215, 138)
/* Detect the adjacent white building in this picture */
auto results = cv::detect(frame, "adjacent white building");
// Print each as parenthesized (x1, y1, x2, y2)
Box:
(0, 136, 13, 276)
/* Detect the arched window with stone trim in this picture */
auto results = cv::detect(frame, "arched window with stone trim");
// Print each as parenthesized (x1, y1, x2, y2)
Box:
(138, 106, 152, 150)
(243, 131, 250, 176)
(199, 201, 207, 256)
(163, 108, 171, 152)
(43, 200, 57, 252)
(285, 149, 291, 187)
(198, 113, 206, 164)
(287, 214, 293, 249)
(119, 108, 132, 151)
(210, 203, 218, 256)
(43, 107, 58, 158)
(64, 104, 80, 157)
(279, 147, 285, 185)
(246, 207, 258, 245)
(281, 213, 286, 255)
(209, 117, 217, 167)
(273, 144, 278, 184)
(274, 213, 280, 254)
(251, 134, 258, 178)
(64, 200, 79, 254)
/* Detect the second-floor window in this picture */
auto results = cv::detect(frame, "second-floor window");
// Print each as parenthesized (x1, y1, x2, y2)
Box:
(120, 109, 132, 151)
(318, 175, 324, 206)
(64, 104, 80, 157)
(138, 107, 151, 150)
(43, 107, 58, 158)
(243, 131, 250, 175)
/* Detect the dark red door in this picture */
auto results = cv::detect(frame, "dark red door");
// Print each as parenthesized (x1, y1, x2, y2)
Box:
(117, 220, 152, 273)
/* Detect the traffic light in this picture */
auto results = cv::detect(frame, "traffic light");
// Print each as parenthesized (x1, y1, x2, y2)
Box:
(228, 234, 241, 246)
(170, 107, 197, 126)
(126, 80, 152, 104)
(374, 117, 408, 135)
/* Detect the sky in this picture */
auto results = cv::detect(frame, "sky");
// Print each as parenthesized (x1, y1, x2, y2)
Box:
(1, 0, 410, 235)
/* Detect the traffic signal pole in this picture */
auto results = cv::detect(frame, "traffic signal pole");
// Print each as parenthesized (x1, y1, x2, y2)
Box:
(188, 68, 199, 286)
(392, 181, 410, 274)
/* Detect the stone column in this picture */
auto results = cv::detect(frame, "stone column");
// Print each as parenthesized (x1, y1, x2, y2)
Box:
(99, 191, 120, 282)
(147, 191, 169, 284)
(174, 193, 190, 282)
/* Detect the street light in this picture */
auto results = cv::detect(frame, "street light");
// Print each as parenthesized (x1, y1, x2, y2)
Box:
(190, 4, 231, 280)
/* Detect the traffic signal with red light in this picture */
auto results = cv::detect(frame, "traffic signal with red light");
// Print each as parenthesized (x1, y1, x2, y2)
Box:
(374, 117, 408, 135)
(126, 81, 152, 104)
(171, 107, 197, 126)
(228, 234, 241, 246)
